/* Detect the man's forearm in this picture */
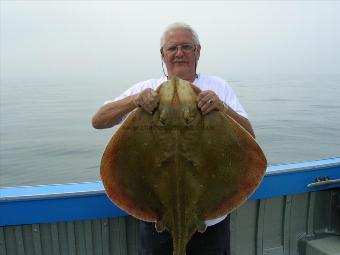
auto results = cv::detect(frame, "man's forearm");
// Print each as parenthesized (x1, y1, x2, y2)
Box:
(92, 88, 160, 129)
(92, 95, 137, 129)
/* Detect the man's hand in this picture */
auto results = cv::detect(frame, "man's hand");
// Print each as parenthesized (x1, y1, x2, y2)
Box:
(134, 88, 159, 114)
(196, 90, 223, 115)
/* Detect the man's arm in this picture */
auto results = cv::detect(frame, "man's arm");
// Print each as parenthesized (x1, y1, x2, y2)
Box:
(92, 95, 138, 129)
(92, 88, 159, 129)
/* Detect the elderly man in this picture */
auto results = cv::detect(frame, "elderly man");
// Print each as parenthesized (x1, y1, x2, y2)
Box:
(92, 22, 254, 255)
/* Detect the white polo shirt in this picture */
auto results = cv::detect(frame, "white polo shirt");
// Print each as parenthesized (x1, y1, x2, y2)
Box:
(105, 74, 248, 227)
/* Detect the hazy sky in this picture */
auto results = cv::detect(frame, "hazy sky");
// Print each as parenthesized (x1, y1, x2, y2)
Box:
(1, 1, 340, 79)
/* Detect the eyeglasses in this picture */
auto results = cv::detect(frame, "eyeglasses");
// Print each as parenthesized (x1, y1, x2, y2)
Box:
(162, 43, 196, 54)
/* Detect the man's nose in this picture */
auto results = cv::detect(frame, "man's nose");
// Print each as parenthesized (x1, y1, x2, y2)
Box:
(175, 46, 184, 56)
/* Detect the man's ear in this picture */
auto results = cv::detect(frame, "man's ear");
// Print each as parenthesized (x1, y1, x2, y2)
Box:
(195, 45, 201, 61)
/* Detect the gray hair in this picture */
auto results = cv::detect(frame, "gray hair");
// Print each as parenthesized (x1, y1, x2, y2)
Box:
(160, 22, 200, 49)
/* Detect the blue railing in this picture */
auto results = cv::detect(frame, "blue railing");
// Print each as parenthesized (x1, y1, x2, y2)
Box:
(1, 157, 340, 226)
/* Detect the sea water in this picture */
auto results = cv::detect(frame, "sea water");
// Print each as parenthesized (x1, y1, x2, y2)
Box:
(1, 74, 339, 187)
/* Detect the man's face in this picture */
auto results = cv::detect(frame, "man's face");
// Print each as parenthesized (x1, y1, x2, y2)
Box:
(161, 29, 200, 81)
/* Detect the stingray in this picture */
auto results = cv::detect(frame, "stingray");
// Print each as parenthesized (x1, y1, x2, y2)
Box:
(100, 77, 267, 255)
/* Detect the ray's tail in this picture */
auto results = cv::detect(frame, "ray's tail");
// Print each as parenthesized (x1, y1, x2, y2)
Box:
(172, 231, 187, 255)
